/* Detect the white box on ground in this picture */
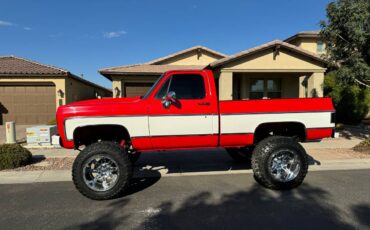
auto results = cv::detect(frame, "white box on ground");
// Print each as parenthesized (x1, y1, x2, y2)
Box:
(334, 132, 340, 138)
(26, 125, 58, 146)
(52, 135, 61, 146)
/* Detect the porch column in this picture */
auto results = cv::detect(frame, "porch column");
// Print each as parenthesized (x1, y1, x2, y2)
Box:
(307, 72, 324, 97)
(240, 75, 248, 99)
(112, 79, 122, 98)
(219, 71, 233, 100)
(299, 74, 308, 98)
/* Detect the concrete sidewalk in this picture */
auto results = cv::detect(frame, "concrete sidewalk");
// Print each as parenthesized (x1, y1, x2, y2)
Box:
(1, 158, 370, 184)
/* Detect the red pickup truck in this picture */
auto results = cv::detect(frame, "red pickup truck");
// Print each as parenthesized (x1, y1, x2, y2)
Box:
(57, 69, 335, 200)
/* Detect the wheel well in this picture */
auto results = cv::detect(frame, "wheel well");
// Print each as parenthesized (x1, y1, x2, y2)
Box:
(254, 122, 306, 144)
(73, 125, 131, 148)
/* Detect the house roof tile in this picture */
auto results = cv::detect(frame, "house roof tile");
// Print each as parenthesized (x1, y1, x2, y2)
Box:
(0, 56, 69, 75)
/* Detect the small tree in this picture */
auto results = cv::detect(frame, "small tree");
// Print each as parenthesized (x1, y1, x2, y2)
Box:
(320, 0, 370, 87)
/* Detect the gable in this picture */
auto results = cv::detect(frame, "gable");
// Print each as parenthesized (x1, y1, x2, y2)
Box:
(220, 47, 325, 71)
(155, 50, 223, 66)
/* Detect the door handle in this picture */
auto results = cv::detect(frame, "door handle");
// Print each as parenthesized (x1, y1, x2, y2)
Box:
(198, 102, 211, 106)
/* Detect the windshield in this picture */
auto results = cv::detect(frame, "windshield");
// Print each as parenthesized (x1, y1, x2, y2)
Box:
(142, 74, 165, 99)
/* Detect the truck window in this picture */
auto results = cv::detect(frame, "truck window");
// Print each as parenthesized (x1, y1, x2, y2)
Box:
(168, 74, 205, 99)
(155, 78, 170, 99)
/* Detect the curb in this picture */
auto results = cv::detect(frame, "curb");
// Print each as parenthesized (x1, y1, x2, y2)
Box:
(1, 159, 370, 184)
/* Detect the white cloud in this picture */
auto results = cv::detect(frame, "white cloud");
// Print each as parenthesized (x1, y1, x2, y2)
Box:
(0, 20, 14, 27)
(48, 33, 62, 38)
(24, 27, 32, 30)
(103, 30, 127, 38)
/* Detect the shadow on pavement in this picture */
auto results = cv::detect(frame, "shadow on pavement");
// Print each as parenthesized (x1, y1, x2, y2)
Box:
(134, 184, 355, 230)
(67, 183, 360, 230)
(134, 148, 321, 176)
(352, 204, 370, 228)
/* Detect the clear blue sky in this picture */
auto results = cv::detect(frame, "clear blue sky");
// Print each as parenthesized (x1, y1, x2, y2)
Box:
(0, 0, 331, 88)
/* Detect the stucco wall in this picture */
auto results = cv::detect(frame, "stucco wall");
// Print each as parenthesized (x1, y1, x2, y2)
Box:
(156, 50, 222, 66)
(0, 76, 112, 108)
(288, 37, 325, 55)
(111, 75, 159, 98)
(232, 73, 300, 100)
(65, 77, 112, 104)
(222, 48, 325, 71)
(0, 76, 66, 109)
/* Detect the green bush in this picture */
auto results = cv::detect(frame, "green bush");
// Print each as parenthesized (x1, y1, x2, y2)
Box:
(335, 123, 345, 130)
(0, 144, 32, 170)
(324, 72, 370, 124)
(47, 118, 57, 125)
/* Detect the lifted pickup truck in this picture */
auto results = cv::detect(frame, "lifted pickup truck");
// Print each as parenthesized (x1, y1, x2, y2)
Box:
(57, 69, 335, 200)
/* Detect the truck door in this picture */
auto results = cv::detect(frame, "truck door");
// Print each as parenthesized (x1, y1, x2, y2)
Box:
(148, 71, 218, 149)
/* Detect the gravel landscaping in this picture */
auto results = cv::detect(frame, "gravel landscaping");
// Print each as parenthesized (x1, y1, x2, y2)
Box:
(1, 157, 74, 171)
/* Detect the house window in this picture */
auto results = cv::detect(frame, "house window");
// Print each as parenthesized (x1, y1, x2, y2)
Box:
(250, 79, 282, 99)
(250, 79, 264, 99)
(267, 79, 281, 98)
(317, 41, 325, 53)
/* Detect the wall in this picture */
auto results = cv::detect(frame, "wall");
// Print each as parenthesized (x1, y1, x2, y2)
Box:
(65, 77, 112, 104)
(0, 76, 66, 109)
(156, 50, 222, 66)
(111, 75, 159, 98)
(288, 37, 325, 55)
(222, 48, 326, 71)
(233, 73, 300, 100)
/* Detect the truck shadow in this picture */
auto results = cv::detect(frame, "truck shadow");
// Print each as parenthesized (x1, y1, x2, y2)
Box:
(134, 148, 320, 176)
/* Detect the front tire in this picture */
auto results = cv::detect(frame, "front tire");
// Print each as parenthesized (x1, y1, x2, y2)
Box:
(251, 136, 308, 190)
(72, 141, 133, 200)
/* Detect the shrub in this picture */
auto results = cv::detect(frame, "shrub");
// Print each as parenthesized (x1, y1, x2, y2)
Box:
(0, 144, 32, 170)
(353, 137, 370, 152)
(335, 123, 344, 130)
(47, 118, 57, 125)
(324, 72, 370, 124)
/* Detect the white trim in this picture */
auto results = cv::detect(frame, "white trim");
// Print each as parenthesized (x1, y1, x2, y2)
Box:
(220, 112, 334, 134)
(148, 115, 215, 136)
(65, 116, 149, 140)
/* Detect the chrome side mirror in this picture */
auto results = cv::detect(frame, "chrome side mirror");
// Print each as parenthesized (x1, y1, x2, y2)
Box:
(162, 91, 176, 109)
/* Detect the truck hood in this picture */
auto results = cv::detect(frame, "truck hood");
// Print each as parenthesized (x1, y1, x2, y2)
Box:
(67, 96, 142, 106)
(57, 96, 148, 119)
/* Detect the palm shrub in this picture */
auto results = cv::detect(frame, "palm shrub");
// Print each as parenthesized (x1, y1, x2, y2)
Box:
(0, 144, 32, 170)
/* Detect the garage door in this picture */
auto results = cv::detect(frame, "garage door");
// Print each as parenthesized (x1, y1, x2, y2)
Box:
(0, 84, 56, 125)
(124, 82, 154, 97)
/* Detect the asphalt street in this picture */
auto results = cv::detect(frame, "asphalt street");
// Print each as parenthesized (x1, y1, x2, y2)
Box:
(1, 169, 370, 230)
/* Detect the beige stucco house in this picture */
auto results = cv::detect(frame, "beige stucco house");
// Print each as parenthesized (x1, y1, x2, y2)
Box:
(0, 56, 112, 124)
(100, 31, 326, 101)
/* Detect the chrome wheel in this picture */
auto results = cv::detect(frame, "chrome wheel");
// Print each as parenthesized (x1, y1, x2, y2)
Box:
(268, 150, 301, 182)
(83, 155, 120, 192)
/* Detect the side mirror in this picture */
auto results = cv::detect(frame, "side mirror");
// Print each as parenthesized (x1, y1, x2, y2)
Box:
(162, 91, 176, 109)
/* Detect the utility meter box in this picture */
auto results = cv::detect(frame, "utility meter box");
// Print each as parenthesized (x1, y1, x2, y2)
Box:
(26, 125, 58, 146)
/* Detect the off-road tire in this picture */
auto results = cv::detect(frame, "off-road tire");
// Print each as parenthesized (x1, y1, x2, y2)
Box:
(226, 147, 254, 163)
(251, 136, 308, 190)
(72, 141, 133, 200)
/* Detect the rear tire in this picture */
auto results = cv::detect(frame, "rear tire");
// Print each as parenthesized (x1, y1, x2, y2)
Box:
(226, 147, 254, 163)
(251, 136, 308, 190)
(72, 141, 133, 200)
